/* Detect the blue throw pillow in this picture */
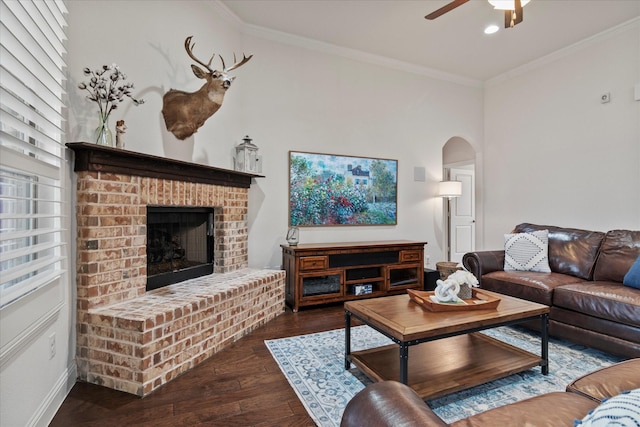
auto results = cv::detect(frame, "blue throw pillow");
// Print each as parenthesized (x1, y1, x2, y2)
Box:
(575, 388, 640, 426)
(623, 255, 640, 289)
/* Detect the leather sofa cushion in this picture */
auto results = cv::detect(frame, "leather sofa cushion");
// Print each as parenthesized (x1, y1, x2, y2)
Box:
(593, 230, 640, 283)
(566, 359, 640, 402)
(450, 392, 597, 427)
(552, 282, 640, 328)
(482, 271, 585, 305)
(550, 307, 640, 344)
(514, 223, 605, 280)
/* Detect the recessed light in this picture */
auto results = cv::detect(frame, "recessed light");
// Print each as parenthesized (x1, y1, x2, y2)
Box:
(484, 25, 499, 34)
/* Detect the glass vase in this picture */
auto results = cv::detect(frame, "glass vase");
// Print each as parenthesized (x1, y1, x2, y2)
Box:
(94, 114, 113, 146)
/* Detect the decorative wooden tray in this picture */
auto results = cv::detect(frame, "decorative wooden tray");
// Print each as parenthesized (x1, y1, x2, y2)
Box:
(407, 288, 500, 312)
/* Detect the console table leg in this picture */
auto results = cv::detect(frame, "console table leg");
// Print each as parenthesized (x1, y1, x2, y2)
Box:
(541, 313, 549, 375)
(345, 311, 352, 370)
(399, 344, 409, 384)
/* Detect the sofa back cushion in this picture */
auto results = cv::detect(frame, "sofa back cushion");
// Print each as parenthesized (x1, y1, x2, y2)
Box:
(593, 229, 640, 283)
(514, 223, 605, 280)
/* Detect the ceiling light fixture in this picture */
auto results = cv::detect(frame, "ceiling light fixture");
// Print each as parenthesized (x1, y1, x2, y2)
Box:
(484, 25, 499, 34)
(487, 0, 530, 10)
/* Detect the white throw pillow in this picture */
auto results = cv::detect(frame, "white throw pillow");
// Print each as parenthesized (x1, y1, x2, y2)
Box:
(575, 388, 640, 427)
(504, 229, 551, 272)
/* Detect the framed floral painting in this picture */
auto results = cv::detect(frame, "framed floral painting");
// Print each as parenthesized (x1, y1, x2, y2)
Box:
(289, 151, 398, 226)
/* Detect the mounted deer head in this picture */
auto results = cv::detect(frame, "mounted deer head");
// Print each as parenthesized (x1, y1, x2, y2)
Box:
(162, 36, 252, 140)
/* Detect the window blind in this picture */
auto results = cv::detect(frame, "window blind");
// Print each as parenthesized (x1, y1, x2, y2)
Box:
(0, 0, 68, 308)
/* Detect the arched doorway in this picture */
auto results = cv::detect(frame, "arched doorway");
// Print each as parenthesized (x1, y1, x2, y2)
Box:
(443, 137, 476, 263)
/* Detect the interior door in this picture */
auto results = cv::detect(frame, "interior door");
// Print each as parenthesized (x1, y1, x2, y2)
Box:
(450, 167, 475, 263)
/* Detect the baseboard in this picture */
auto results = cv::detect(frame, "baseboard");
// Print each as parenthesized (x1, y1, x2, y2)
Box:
(29, 361, 77, 427)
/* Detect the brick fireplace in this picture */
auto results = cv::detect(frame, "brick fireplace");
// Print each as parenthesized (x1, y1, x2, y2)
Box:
(67, 143, 285, 396)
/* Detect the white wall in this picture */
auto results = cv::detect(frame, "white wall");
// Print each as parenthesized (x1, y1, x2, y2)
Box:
(241, 35, 484, 268)
(66, 0, 484, 270)
(483, 19, 640, 249)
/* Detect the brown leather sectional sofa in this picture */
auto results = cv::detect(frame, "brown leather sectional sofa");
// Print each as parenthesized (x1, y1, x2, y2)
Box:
(341, 359, 640, 426)
(462, 223, 640, 358)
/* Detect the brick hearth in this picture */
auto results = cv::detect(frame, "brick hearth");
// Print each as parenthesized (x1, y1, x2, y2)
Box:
(68, 143, 285, 396)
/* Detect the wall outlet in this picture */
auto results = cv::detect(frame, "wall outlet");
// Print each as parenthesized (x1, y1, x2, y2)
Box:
(600, 92, 611, 103)
(48, 333, 56, 359)
(425, 255, 431, 266)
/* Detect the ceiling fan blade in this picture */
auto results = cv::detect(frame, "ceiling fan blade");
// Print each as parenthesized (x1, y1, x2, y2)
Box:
(425, 0, 470, 20)
(504, 0, 524, 28)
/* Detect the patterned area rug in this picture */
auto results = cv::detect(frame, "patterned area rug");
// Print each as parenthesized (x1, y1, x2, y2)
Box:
(265, 325, 624, 427)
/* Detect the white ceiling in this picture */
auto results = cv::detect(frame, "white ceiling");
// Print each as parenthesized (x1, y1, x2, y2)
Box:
(220, 0, 640, 83)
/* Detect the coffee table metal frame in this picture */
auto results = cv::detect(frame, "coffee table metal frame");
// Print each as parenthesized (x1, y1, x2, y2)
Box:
(344, 294, 549, 397)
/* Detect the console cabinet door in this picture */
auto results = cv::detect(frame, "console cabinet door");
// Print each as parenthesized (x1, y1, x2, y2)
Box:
(386, 264, 422, 290)
(298, 270, 344, 303)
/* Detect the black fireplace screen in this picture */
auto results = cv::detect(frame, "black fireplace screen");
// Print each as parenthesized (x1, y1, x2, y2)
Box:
(146, 206, 214, 291)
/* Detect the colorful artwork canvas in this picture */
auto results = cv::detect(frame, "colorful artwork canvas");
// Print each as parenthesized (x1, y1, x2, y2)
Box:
(289, 151, 398, 226)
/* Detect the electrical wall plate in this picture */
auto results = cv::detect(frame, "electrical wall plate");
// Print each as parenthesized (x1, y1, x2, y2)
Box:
(600, 92, 611, 103)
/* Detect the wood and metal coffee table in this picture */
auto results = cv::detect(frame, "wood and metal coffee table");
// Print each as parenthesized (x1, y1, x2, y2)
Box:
(344, 290, 550, 400)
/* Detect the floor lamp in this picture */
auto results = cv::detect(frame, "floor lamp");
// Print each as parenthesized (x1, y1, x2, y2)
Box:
(438, 181, 463, 261)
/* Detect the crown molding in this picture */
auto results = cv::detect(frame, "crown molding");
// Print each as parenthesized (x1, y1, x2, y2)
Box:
(485, 16, 640, 87)
(211, 1, 483, 89)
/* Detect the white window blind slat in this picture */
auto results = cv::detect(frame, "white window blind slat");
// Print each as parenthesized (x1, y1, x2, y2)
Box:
(1, 1, 66, 84)
(1, 86, 64, 137)
(0, 269, 62, 309)
(0, 67, 64, 128)
(0, 168, 62, 190)
(38, 0, 68, 44)
(1, 254, 63, 284)
(0, 140, 61, 175)
(0, 228, 59, 243)
(0, 109, 63, 154)
(0, 40, 63, 114)
(0, 241, 60, 263)
(21, 0, 68, 65)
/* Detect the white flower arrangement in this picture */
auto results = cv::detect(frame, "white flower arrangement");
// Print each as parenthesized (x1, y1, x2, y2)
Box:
(78, 64, 144, 122)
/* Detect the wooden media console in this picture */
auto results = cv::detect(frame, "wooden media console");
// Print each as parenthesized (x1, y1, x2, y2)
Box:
(281, 240, 427, 311)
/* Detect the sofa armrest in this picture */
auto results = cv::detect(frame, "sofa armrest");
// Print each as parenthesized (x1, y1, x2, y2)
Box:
(341, 381, 448, 427)
(462, 251, 505, 286)
(566, 359, 640, 402)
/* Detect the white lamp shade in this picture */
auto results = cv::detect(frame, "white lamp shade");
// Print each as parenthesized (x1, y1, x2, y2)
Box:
(438, 181, 463, 198)
(488, 0, 530, 10)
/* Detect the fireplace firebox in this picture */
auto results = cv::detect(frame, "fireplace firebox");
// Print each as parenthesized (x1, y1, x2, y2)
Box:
(146, 206, 214, 291)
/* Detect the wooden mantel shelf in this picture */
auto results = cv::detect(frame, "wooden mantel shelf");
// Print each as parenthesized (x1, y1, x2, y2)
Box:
(66, 142, 263, 188)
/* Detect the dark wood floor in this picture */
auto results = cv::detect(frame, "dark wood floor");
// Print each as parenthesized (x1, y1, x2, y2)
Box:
(50, 303, 354, 427)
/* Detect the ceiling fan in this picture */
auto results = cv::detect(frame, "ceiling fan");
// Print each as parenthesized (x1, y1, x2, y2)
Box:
(425, 0, 529, 28)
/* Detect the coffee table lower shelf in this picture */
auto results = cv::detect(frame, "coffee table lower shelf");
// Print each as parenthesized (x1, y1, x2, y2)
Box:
(349, 332, 542, 400)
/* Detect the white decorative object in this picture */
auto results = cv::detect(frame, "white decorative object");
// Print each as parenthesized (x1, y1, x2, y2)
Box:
(234, 135, 262, 173)
(115, 120, 127, 149)
(433, 270, 479, 303)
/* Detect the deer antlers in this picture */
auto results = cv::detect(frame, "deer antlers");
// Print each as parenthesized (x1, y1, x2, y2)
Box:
(184, 35, 252, 73)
